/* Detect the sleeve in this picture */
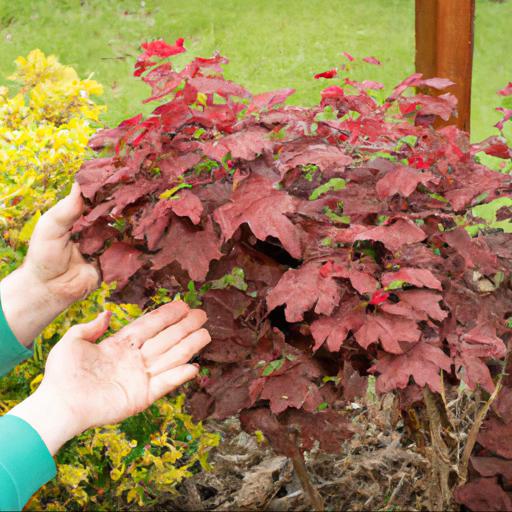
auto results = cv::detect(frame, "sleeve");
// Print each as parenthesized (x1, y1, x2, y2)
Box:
(0, 296, 32, 377)
(0, 415, 56, 511)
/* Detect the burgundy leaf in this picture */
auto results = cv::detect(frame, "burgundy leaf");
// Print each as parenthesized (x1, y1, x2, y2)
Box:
(376, 166, 436, 199)
(354, 312, 421, 354)
(382, 268, 442, 290)
(100, 242, 145, 289)
(372, 341, 451, 392)
(214, 174, 302, 259)
(354, 219, 426, 253)
(152, 217, 223, 281)
(266, 261, 342, 322)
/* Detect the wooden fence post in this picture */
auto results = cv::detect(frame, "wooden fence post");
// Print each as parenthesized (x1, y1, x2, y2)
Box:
(415, 0, 475, 133)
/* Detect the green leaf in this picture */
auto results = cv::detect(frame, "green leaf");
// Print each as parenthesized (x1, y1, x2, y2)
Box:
(159, 182, 192, 200)
(302, 164, 319, 182)
(385, 280, 406, 290)
(317, 402, 329, 411)
(310, 178, 346, 200)
(184, 281, 202, 307)
(208, 267, 248, 292)
(262, 358, 285, 376)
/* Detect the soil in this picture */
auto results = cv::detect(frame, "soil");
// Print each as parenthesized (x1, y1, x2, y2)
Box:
(167, 395, 430, 511)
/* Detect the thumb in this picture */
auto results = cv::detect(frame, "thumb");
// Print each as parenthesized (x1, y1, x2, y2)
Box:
(72, 311, 112, 342)
(32, 182, 84, 242)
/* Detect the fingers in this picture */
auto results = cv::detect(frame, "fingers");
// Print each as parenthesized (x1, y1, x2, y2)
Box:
(69, 311, 112, 342)
(146, 328, 211, 375)
(140, 308, 207, 361)
(108, 301, 190, 349)
(31, 183, 84, 243)
(148, 364, 199, 403)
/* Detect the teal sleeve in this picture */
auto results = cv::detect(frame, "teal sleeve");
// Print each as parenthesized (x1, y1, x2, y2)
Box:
(0, 415, 56, 510)
(0, 296, 32, 377)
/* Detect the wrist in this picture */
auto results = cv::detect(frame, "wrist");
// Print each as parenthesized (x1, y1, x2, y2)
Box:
(1, 265, 66, 346)
(7, 384, 83, 456)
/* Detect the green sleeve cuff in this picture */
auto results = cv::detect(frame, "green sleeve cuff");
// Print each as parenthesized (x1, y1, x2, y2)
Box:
(0, 295, 32, 377)
(0, 415, 56, 510)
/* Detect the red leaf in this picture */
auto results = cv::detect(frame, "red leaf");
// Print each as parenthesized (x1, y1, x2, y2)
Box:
(443, 228, 499, 275)
(471, 456, 512, 482)
(354, 312, 421, 354)
(188, 76, 250, 99)
(132, 200, 173, 250)
(141, 38, 185, 58)
(472, 136, 511, 159)
(321, 85, 345, 99)
(266, 261, 342, 322)
(376, 166, 436, 199)
(354, 219, 427, 253)
(279, 143, 352, 174)
(362, 56, 381, 65)
(397, 290, 447, 322)
(152, 217, 223, 281)
(478, 418, 512, 459)
(421, 77, 455, 90)
(341, 51, 355, 62)
(369, 290, 390, 305)
(495, 107, 512, 131)
(260, 371, 322, 414)
(498, 82, 512, 96)
(372, 341, 451, 392)
(314, 69, 337, 79)
(247, 88, 295, 113)
(382, 267, 442, 291)
(100, 242, 145, 289)
(169, 189, 204, 225)
(214, 174, 302, 259)
(207, 127, 274, 161)
(311, 297, 365, 351)
(454, 478, 512, 512)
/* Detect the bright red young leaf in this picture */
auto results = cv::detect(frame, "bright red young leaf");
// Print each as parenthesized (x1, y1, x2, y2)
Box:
(314, 69, 338, 79)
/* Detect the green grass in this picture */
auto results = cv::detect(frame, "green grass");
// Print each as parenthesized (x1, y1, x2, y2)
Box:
(0, 0, 510, 141)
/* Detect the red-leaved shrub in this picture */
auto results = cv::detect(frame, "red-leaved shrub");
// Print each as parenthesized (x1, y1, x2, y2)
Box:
(74, 38, 512, 508)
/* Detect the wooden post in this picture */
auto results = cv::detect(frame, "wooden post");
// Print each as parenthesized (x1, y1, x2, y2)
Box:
(415, 0, 475, 133)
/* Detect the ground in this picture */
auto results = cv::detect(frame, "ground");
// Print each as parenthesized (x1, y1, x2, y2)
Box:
(0, 0, 510, 141)
(167, 395, 429, 511)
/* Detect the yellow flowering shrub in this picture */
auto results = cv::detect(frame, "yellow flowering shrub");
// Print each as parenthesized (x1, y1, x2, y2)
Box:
(0, 51, 219, 510)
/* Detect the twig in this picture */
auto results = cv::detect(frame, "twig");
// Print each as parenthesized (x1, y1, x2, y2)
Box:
(385, 473, 406, 509)
(289, 437, 324, 512)
(459, 352, 510, 484)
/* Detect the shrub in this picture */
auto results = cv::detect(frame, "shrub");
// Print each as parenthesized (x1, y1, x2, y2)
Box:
(76, 38, 512, 509)
(0, 49, 218, 511)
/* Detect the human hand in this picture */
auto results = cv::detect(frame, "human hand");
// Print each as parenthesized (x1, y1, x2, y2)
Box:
(1, 183, 99, 345)
(8, 301, 210, 455)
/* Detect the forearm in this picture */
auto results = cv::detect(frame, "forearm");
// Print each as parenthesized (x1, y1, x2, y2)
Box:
(7, 385, 81, 456)
(0, 413, 57, 510)
(0, 265, 66, 346)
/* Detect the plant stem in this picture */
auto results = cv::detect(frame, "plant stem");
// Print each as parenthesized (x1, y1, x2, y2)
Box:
(289, 439, 324, 512)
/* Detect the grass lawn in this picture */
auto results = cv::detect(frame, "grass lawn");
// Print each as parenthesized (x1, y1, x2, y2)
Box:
(0, 0, 510, 142)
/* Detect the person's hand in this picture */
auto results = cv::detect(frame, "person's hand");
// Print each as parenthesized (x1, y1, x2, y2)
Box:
(8, 301, 210, 455)
(1, 183, 99, 345)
